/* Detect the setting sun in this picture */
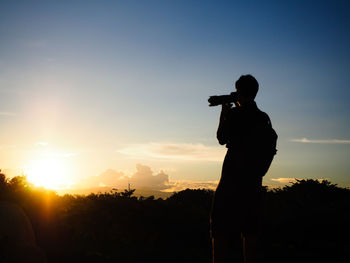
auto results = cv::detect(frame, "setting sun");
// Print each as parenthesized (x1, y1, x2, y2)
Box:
(26, 158, 70, 189)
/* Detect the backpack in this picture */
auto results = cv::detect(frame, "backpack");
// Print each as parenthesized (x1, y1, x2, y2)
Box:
(263, 113, 278, 155)
(256, 111, 278, 176)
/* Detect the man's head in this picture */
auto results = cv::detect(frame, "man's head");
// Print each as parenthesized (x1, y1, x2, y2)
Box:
(235, 75, 259, 103)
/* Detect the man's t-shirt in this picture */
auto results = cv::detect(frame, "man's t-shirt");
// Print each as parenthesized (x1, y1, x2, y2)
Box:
(216, 101, 277, 183)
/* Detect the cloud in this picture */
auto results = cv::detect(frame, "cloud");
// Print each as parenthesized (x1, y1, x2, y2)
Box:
(271, 178, 299, 184)
(79, 164, 170, 190)
(0, 111, 16, 116)
(79, 169, 126, 189)
(162, 180, 219, 192)
(291, 138, 350, 144)
(78, 164, 218, 192)
(270, 177, 330, 185)
(117, 142, 225, 162)
(130, 164, 169, 190)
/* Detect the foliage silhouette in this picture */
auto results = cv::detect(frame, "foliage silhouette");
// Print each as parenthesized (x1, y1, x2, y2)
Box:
(0, 172, 349, 263)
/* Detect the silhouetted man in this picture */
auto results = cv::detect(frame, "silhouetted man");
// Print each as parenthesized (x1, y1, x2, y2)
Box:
(210, 75, 277, 263)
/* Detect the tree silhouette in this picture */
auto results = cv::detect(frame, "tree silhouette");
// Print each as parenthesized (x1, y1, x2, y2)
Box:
(0, 173, 349, 263)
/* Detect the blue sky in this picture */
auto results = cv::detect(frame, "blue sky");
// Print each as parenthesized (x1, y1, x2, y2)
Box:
(0, 0, 349, 190)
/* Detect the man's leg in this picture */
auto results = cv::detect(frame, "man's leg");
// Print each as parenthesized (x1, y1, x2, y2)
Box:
(212, 232, 243, 263)
(212, 235, 229, 263)
(242, 233, 258, 263)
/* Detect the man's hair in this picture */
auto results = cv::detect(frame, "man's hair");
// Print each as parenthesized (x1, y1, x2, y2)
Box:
(235, 74, 259, 100)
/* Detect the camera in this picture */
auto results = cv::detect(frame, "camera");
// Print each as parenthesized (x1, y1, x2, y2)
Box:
(208, 92, 238, 107)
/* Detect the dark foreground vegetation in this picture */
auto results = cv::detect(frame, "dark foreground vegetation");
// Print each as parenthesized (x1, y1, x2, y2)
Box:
(1, 173, 350, 263)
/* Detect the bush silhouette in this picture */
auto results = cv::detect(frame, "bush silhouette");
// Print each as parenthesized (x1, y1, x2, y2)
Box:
(0, 172, 349, 263)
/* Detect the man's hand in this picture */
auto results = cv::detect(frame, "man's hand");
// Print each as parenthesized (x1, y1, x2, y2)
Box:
(222, 103, 232, 112)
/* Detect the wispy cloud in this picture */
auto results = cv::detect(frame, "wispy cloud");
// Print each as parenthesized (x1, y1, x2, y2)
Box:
(271, 178, 299, 184)
(117, 142, 225, 162)
(35, 142, 49, 146)
(0, 111, 16, 116)
(163, 180, 219, 192)
(291, 138, 350, 144)
(270, 177, 330, 184)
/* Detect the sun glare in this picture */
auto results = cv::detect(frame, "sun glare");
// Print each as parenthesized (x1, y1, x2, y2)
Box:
(26, 158, 69, 190)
